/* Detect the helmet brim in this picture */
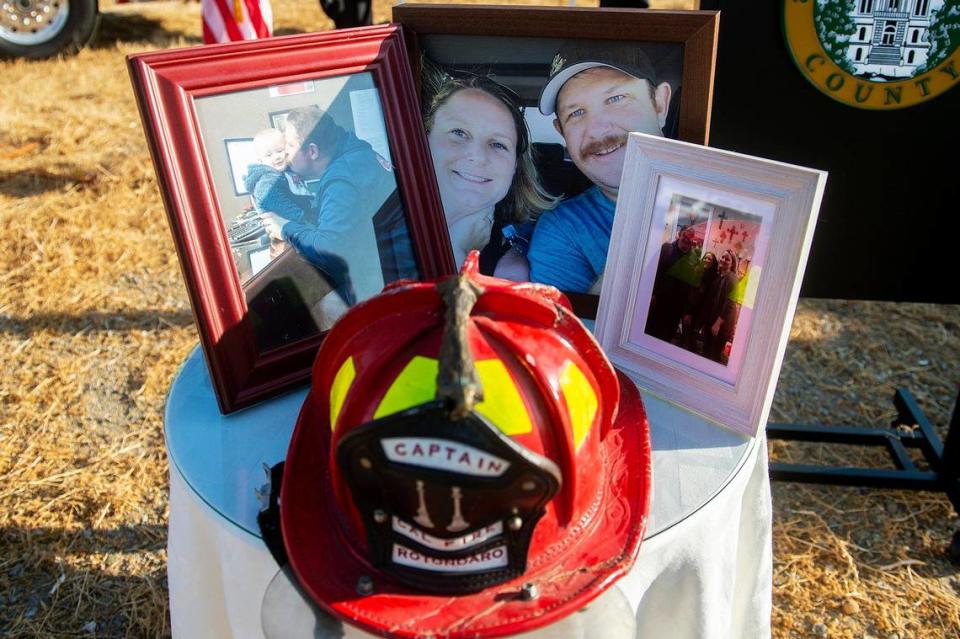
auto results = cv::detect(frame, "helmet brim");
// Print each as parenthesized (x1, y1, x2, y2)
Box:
(280, 370, 651, 639)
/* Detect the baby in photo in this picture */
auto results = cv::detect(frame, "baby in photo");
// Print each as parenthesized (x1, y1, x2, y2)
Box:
(244, 127, 314, 222)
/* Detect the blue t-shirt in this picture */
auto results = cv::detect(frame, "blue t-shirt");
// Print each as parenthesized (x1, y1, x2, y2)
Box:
(528, 186, 616, 293)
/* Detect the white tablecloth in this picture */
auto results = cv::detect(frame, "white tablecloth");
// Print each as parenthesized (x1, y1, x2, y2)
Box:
(165, 348, 771, 638)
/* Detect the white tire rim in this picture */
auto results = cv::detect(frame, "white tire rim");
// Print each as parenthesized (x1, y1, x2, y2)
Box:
(0, 0, 71, 46)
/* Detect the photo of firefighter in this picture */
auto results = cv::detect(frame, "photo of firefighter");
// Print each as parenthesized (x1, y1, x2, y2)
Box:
(644, 194, 761, 365)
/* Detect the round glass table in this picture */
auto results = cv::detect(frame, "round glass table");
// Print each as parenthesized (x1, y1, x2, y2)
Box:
(165, 347, 771, 639)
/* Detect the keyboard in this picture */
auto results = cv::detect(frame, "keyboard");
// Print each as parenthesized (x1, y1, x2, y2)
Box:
(229, 217, 266, 244)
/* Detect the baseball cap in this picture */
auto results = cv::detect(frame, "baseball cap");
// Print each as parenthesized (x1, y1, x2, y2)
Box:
(279, 252, 652, 638)
(539, 40, 659, 115)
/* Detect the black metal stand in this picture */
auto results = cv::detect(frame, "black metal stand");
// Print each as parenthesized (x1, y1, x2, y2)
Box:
(769, 387, 960, 562)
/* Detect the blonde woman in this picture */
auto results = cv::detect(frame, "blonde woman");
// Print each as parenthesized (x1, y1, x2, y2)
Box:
(421, 61, 558, 277)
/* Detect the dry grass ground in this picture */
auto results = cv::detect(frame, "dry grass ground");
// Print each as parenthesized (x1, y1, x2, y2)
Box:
(0, 0, 958, 637)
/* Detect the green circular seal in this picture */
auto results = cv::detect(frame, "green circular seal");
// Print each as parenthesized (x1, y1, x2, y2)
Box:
(783, 0, 960, 109)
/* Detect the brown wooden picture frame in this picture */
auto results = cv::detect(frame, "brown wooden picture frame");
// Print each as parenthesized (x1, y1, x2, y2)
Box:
(128, 26, 453, 413)
(393, 4, 718, 317)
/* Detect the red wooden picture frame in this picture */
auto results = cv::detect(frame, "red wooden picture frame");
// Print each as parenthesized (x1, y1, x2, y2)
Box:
(128, 26, 453, 413)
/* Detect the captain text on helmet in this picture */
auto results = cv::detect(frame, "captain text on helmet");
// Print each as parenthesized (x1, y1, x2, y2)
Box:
(527, 41, 673, 294)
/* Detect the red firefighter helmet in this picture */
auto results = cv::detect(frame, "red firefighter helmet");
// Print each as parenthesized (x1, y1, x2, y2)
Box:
(280, 253, 651, 638)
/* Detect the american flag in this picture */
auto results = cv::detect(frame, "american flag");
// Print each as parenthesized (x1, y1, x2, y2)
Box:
(202, 0, 273, 44)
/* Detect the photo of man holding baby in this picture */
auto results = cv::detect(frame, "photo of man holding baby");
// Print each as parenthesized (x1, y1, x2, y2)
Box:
(194, 74, 418, 352)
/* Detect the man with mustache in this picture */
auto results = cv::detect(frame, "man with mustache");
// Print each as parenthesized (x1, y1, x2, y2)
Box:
(527, 42, 672, 293)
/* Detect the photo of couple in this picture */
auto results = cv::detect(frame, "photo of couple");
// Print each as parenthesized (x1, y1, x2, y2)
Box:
(418, 35, 683, 295)
(644, 195, 762, 366)
(194, 74, 417, 353)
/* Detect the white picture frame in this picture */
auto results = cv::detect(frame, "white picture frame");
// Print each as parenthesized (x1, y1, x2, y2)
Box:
(595, 133, 827, 436)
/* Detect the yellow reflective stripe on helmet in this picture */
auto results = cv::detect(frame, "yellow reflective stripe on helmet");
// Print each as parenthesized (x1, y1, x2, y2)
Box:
(374, 356, 439, 420)
(374, 356, 532, 436)
(475, 359, 531, 437)
(329, 357, 356, 431)
(559, 360, 597, 450)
